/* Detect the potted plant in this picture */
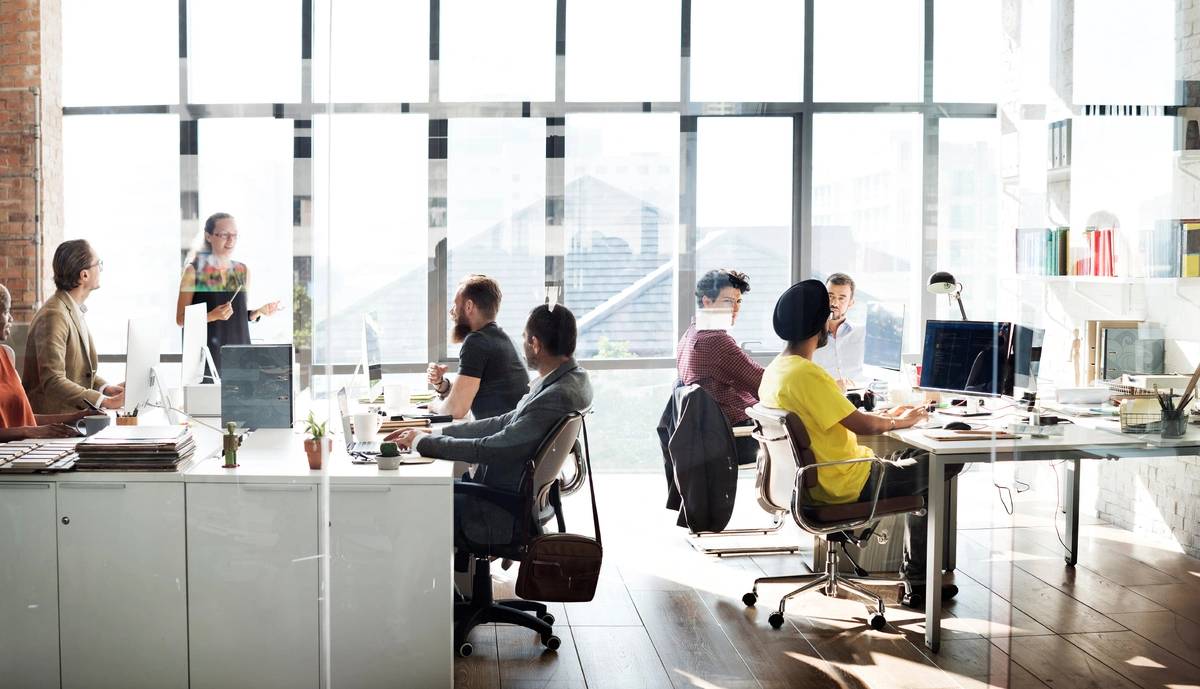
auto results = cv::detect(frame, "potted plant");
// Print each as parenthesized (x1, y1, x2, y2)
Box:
(303, 411, 331, 470)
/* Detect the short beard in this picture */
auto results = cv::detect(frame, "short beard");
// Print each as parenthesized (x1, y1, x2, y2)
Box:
(451, 320, 471, 344)
(816, 328, 830, 349)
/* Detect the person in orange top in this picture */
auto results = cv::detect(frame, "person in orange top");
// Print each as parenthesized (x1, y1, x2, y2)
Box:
(0, 284, 87, 441)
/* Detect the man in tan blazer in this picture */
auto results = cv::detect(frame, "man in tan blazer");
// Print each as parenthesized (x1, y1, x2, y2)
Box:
(23, 240, 125, 414)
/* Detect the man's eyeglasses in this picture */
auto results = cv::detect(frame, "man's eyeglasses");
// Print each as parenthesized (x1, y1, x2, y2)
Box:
(213, 232, 238, 241)
(87, 260, 104, 272)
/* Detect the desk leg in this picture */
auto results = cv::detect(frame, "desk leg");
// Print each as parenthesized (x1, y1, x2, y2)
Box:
(1064, 458, 1081, 566)
(943, 474, 957, 573)
(925, 455, 945, 652)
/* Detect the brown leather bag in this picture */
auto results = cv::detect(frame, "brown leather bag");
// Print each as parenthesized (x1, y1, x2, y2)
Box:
(516, 415, 603, 603)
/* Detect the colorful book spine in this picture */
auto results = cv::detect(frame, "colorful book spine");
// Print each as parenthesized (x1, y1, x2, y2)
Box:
(1185, 222, 1200, 277)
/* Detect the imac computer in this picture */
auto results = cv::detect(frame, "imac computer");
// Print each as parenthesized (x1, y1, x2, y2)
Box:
(182, 302, 215, 385)
(919, 320, 1016, 398)
(125, 318, 163, 414)
(864, 302, 905, 371)
(361, 312, 384, 402)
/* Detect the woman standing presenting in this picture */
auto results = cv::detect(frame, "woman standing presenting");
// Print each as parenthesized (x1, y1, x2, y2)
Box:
(176, 212, 280, 374)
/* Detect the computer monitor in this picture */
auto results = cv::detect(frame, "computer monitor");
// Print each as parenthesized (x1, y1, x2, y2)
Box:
(864, 302, 905, 371)
(362, 312, 383, 396)
(919, 320, 1015, 398)
(1011, 324, 1045, 392)
(125, 318, 162, 413)
(181, 302, 210, 386)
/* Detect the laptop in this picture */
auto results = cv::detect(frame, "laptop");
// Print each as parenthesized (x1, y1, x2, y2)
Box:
(338, 387, 381, 456)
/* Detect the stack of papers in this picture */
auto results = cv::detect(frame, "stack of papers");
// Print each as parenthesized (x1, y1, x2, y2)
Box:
(0, 439, 80, 473)
(75, 426, 196, 471)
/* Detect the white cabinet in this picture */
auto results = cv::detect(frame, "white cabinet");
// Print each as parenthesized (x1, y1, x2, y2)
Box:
(56, 481, 188, 689)
(0, 482, 59, 689)
(329, 483, 452, 689)
(186, 483, 319, 689)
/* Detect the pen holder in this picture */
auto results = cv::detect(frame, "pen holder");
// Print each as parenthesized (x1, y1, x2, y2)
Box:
(115, 414, 138, 426)
(1161, 409, 1187, 439)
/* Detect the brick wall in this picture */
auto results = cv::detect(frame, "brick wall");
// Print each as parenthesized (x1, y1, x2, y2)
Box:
(0, 0, 61, 323)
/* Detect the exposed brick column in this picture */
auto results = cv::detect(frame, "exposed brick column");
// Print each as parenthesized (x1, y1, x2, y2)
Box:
(0, 0, 61, 322)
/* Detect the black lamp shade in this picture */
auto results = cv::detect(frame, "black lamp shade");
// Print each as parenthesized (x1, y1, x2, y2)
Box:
(927, 271, 958, 295)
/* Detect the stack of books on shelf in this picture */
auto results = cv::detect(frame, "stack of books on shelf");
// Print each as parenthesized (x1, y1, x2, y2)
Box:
(0, 439, 79, 473)
(74, 425, 196, 471)
(1076, 227, 1117, 277)
(1140, 220, 1184, 278)
(1015, 227, 1070, 275)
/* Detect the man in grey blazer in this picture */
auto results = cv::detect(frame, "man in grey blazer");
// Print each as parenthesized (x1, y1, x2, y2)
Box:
(388, 303, 593, 545)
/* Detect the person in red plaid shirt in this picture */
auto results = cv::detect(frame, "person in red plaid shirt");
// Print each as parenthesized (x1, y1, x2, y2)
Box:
(676, 269, 763, 465)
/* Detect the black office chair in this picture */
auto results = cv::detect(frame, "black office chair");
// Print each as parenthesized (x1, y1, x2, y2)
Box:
(453, 412, 585, 658)
(741, 405, 925, 631)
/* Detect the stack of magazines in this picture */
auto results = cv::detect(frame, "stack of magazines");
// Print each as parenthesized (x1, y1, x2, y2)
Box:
(75, 426, 196, 471)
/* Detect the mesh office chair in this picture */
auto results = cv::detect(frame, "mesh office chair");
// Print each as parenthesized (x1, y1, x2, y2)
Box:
(454, 412, 585, 658)
(740, 405, 925, 631)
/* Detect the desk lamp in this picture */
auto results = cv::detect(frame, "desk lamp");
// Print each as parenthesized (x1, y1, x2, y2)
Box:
(927, 271, 968, 321)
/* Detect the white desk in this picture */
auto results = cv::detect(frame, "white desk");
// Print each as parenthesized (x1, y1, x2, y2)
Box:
(0, 423, 453, 689)
(889, 413, 1200, 652)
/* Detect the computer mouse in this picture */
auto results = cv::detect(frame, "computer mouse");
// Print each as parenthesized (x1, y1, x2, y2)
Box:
(943, 421, 973, 431)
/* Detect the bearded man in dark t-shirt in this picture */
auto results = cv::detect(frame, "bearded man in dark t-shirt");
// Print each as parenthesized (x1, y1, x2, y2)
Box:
(427, 274, 530, 420)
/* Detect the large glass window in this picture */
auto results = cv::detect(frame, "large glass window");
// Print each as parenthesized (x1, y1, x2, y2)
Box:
(62, 0, 178, 107)
(311, 114, 428, 368)
(689, 0, 804, 103)
(565, 113, 679, 358)
(566, 0, 681, 102)
(934, 0, 1001, 104)
(1074, 0, 1174, 105)
(196, 119, 295, 347)
(63, 115, 180, 354)
(446, 119, 546, 354)
(812, 114, 922, 347)
(938, 118, 1002, 321)
(696, 117, 792, 352)
(813, 0, 923, 103)
(440, 0, 556, 102)
(312, 0, 429, 103)
(188, 0, 302, 104)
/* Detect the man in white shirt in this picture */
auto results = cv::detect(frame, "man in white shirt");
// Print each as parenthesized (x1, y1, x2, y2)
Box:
(811, 272, 866, 390)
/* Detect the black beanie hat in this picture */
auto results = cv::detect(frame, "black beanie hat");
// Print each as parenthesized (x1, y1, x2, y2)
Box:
(772, 279, 831, 342)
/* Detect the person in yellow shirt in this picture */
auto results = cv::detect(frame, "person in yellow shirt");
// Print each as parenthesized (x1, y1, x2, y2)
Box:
(759, 279, 962, 608)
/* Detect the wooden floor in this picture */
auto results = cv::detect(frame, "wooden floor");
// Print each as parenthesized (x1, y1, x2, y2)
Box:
(455, 467, 1200, 689)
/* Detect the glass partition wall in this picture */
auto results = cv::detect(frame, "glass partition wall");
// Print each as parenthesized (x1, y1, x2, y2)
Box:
(61, 0, 1192, 471)
(55, 0, 1200, 683)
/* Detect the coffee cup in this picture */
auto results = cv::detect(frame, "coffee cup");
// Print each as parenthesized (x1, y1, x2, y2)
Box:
(351, 412, 381, 443)
(75, 414, 111, 436)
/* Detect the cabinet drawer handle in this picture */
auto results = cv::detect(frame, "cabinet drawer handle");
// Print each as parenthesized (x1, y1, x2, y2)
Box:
(0, 483, 51, 490)
(332, 486, 392, 493)
(240, 485, 313, 492)
(60, 483, 127, 490)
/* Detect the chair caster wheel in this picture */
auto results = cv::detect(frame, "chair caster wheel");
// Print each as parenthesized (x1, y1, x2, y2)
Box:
(542, 634, 561, 651)
(457, 642, 473, 657)
(541, 613, 556, 625)
(869, 613, 887, 631)
(742, 592, 757, 607)
(768, 612, 785, 629)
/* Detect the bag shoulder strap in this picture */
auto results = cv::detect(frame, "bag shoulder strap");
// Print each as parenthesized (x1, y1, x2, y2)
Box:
(579, 412, 601, 546)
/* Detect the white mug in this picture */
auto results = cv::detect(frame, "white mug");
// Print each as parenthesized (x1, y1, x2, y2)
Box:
(351, 412, 381, 443)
